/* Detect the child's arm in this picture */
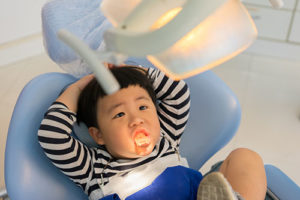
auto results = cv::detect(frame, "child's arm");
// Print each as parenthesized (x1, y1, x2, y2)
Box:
(56, 74, 94, 112)
(38, 75, 95, 190)
(148, 68, 190, 145)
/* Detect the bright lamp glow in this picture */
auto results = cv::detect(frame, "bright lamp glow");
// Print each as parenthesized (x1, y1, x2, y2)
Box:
(151, 7, 182, 30)
(148, 0, 257, 79)
(101, 0, 257, 79)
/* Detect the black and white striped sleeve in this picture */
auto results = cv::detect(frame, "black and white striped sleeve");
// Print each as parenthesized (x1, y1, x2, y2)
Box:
(148, 68, 190, 144)
(38, 102, 95, 191)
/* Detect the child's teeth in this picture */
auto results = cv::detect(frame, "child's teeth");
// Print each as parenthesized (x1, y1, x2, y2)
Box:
(135, 133, 150, 147)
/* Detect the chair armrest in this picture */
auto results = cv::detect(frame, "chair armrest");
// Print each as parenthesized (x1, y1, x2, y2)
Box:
(265, 164, 300, 200)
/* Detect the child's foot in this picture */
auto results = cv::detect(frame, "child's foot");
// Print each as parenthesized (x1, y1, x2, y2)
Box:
(197, 172, 242, 200)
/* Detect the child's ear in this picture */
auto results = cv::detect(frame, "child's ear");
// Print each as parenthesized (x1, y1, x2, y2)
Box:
(88, 127, 105, 145)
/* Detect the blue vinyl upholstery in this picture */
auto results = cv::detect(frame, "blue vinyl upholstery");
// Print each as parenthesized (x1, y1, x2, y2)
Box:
(5, 69, 240, 200)
(5, 69, 300, 200)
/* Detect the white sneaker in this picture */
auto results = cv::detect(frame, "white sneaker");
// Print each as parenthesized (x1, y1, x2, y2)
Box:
(197, 172, 239, 200)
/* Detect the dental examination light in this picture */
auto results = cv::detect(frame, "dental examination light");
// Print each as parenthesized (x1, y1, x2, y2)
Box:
(58, 0, 284, 92)
(101, 0, 258, 79)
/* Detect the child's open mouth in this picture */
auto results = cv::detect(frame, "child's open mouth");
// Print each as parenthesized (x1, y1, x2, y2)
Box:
(133, 130, 150, 148)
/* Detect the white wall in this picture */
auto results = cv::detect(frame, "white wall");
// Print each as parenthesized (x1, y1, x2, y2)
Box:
(244, 0, 300, 60)
(0, 0, 48, 66)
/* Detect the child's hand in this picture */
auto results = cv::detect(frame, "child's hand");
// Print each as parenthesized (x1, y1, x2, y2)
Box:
(56, 74, 94, 113)
(104, 62, 114, 69)
(73, 74, 95, 91)
(104, 62, 148, 74)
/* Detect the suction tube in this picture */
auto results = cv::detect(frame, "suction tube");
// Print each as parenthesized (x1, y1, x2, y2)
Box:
(57, 29, 120, 94)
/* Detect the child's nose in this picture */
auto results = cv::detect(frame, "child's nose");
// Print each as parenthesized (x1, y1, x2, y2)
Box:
(129, 116, 144, 127)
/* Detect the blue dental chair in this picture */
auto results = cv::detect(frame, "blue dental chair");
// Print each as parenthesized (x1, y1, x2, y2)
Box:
(4, 65, 238, 200)
(4, 61, 300, 199)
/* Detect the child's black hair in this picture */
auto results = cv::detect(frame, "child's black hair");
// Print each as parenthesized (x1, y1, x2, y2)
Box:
(77, 66, 156, 128)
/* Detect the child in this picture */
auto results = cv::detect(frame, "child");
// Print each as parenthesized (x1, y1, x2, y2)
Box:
(38, 65, 266, 200)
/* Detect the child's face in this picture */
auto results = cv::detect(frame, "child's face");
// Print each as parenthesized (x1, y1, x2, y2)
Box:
(94, 85, 160, 159)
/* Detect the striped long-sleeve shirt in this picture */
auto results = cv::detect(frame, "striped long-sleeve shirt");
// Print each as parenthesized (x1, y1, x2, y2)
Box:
(38, 68, 191, 200)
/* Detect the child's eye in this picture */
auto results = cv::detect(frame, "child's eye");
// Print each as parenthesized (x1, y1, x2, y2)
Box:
(113, 112, 125, 119)
(139, 105, 148, 110)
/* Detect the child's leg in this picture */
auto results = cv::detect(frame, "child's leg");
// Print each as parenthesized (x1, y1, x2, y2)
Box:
(219, 148, 267, 200)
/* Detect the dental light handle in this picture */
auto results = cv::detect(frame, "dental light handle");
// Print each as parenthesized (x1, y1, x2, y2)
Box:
(269, 0, 284, 8)
(57, 29, 120, 95)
